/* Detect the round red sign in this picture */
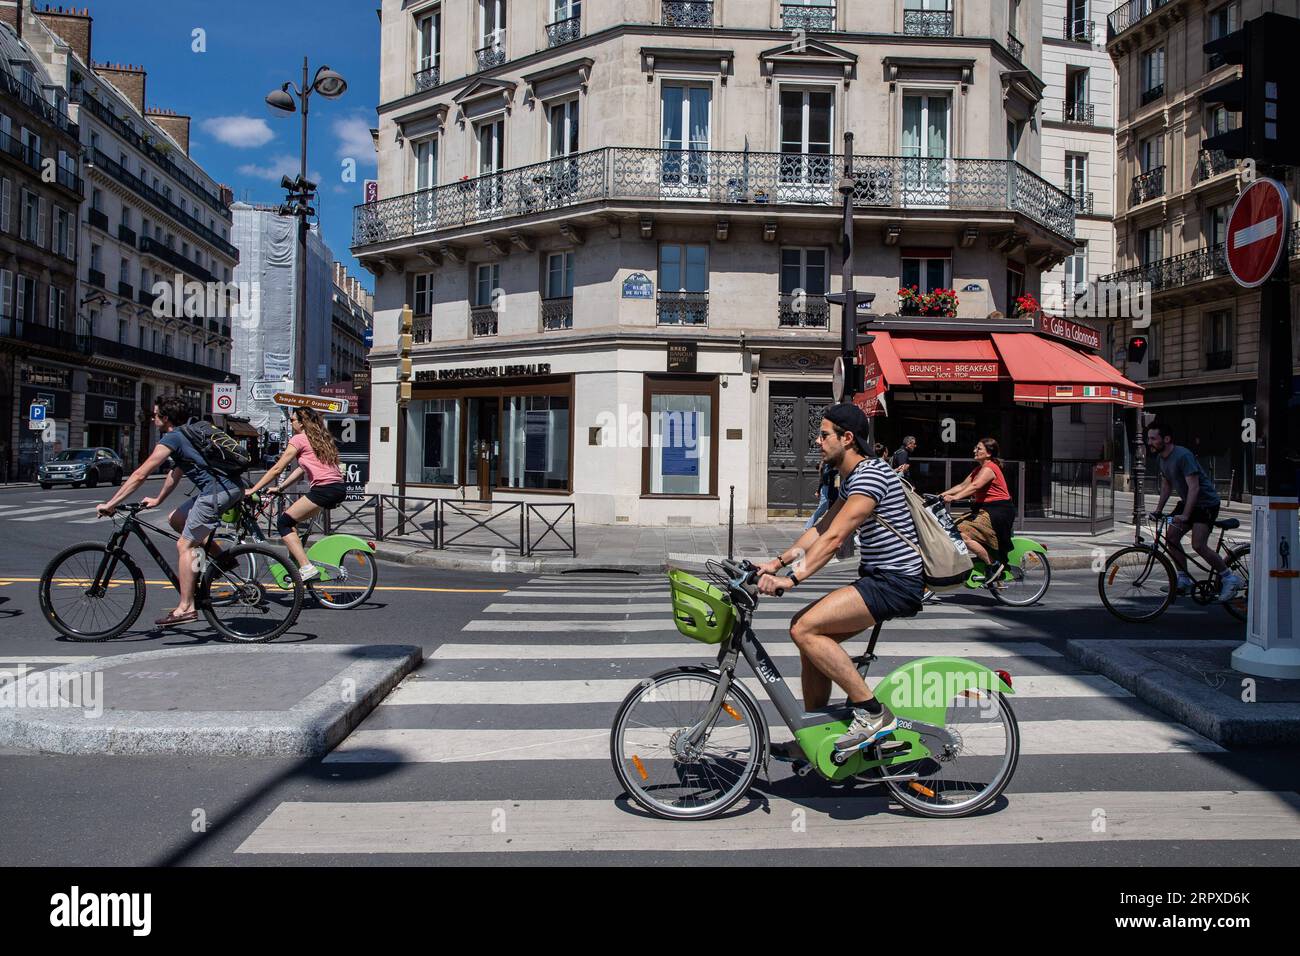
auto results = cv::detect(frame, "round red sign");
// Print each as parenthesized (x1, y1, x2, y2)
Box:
(1226, 178, 1291, 289)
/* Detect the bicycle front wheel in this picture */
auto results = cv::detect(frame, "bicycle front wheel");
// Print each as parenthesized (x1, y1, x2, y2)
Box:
(991, 551, 1051, 607)
(1099, 546, 1175, 622)
(311, 549, 378, 610)
(1223, 545, 1250, 622)
(39, 543, 145, 641)
(200, 544, 303, 643)
(611, 668, 764, 821)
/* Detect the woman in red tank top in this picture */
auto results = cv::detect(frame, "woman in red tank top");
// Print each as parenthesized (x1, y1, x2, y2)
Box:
(941, 438, 1016, 571)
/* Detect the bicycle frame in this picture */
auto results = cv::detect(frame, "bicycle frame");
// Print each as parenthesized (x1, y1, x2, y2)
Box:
(96, 509, 186, 593)
(1142, 516, 1237, 578)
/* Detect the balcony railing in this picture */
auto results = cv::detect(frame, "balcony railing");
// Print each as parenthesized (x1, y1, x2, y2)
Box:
(353, 148, 1077, 249)
(0, 69, 78, 139)
(902, 9, 953, 36)
(1063, 101, 1095, 125)
(1, 318, 87, 354)
(470, 305, 498, 337)
(657, 291, 709, 326)
(1195, 148, 1235, 182)
(138, 287, 158, 308)
(781, 3, 835, 31)
(413, 65, 440, 92)
(1063, 17, 1096, 42)
(139, 234, 215, 283)
(88, 208, 109, 232)
(1131, 165, 1165, 206)
(475, 43, 507, 72)
(87, 149, 238, 258)
(1206, 350, 1233, 371)
(1104, 224, 1300, 294)
(662, 1, 713, 28)
(2, 128, 86, 196)
(91, 336, 235, 384)
(412, 314, 433, 344)
(1070, 191, 1095, 215)
(541, 297, 573, 331)
(118, 281, 134, 299)
(1140, 83, 1164, 106)
(1007, 32, 1024, 60)
(88, 269, 106, 289)
(546, 14, 582, 47)
(118, 223, 137, 246)
(1108, 0, 1169, 41)
(778, 293, 830, 329)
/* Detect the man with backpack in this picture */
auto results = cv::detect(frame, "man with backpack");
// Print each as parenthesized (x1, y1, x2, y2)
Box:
(97, 396, 249, 627)
(756, 403, 925, 757)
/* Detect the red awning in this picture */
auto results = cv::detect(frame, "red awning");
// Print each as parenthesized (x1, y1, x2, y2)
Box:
(991, 333, 1144, 408)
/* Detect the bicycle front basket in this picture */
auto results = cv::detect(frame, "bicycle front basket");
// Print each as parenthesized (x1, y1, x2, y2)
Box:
(668, 568, 736, 644)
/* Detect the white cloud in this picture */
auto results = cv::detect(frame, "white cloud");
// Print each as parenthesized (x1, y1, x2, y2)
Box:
(333, 115, 377, 166)
(237, 154, 323, 184)
(200, 115, 275, 148)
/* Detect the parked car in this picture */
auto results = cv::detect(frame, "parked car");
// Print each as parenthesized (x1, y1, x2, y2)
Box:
(38, 448, 124, 489)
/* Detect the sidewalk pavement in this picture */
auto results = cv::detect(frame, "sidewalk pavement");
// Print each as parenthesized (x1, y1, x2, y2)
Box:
(372, 519, 1173, 573)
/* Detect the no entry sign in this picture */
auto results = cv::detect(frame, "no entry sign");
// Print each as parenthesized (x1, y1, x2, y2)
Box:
(1226, 178, 1291, 289)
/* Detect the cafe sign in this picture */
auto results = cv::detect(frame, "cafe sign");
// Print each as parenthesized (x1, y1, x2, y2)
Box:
(416, 363, 553, 383)
(903, 361, 1001, 381)
(1038, 313, 1101, 351)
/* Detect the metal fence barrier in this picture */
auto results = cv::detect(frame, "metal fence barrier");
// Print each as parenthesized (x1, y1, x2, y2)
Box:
(323, 494, 577, 557)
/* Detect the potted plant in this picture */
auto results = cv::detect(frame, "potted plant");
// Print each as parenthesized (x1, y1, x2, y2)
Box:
(1014, 291, 1040, 318)
(922, 288, 959, 318)
(897, 285, 922, 315)
(753, 188, 770, 203)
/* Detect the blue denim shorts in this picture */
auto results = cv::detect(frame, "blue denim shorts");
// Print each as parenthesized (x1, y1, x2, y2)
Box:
(851, 566, 925, 622)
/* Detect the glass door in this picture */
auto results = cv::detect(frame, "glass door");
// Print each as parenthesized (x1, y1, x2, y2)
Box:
(417, 10, 440, 87)
(901, 93, 950, 206)
(477, 119, 505, 215)
(465, 397, 501, 500)
(778, 88, 834, 203)
(661, 84, 711, 198)
(413, 138, 437, 230)
(547, 98, 580, 203)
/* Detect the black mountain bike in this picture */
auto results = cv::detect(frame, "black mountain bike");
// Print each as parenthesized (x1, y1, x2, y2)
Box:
(39, 503, 304, 643)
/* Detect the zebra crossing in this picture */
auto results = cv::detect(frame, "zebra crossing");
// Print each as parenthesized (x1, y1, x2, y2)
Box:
(235, 568, 1300, 859)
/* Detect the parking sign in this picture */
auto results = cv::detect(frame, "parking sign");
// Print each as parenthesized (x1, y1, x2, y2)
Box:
(29, 402, 46, 423)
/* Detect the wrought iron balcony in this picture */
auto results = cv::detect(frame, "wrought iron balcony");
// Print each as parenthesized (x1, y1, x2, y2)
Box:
(541, 297, 574, 331)
(1107, 0, 1169, 41)
(1007, 32, 1024, 60)
(1070, 191, 1095, 215)
(781, 4, 835, 31)
(470, 305, 498, 337)
(1140, 83, 1164, 106)
(1130, 165, 1165, 206)
(138, 288, 157, 308)
(1104, 223, 1300, 295)
(1195, 148, 1235, 182)
(118, 223, 137, 246)
(352, 148, 1077, 249)
(662, 1, 713, 28)
(1063, 101, 1095, 125)
(118, 281, 134, 299)
(1064, 17, 1096, 42)
(1, 318, 88, 354)
(902, 9, 953, 36)
(91, 335, 236, 383)
(412, 314, 434, 344)
(476, 43, 507, 72)
(658, 291, 709, 326)
(0, 69, 78, 139)
(413, 65, 440, 92)
(88, 208, 109, 232)
(88, 269, 106, 289)
(1205, 350, 1233, 371)
(778, 293, 830, 329)
(140, 235, 215, 283)
(546, 14, 582, 47)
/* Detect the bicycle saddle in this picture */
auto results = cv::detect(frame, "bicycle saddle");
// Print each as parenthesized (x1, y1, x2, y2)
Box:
(1214, 518, 1240, 530)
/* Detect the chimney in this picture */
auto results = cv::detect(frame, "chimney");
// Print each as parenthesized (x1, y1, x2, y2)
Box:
(146, 107, 191, 155)
(94, 61, 146, 115)
(34, 5, 94, 64)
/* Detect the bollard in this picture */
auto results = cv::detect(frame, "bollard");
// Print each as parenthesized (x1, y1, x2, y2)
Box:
(727, 485, 735, 560)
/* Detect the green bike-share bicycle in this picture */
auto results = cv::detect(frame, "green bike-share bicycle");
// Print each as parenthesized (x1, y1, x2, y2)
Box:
(610, 558, 1020, 820)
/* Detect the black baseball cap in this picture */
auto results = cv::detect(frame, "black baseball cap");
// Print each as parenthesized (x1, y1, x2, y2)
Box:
(822, 403, 871, 453)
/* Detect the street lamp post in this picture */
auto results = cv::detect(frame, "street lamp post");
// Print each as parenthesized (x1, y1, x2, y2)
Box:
(266, 59, 347, 397)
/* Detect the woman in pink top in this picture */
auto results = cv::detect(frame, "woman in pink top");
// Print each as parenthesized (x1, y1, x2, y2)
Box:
(246, 407, 347, 581)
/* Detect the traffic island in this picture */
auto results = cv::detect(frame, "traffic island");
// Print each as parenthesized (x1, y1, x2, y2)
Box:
(0, 644, 421, 757)
(1065, 639, 1300, 747)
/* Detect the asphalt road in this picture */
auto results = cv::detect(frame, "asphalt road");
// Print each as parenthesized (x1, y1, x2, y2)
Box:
(1, 481, 1297, 866)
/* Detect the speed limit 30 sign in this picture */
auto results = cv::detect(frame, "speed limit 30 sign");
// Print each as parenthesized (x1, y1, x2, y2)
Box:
(213, 383, 237, 414)
(1226, 178, 1291, 289)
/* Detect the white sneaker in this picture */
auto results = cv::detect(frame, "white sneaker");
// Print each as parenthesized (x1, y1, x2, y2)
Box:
(1173, 574, 1194, 596)
(1218, 573, 1244, 603)
(298, 564, 320, 583)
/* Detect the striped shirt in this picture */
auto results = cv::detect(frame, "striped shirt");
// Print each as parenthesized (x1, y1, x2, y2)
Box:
(838, 457, 924, 575)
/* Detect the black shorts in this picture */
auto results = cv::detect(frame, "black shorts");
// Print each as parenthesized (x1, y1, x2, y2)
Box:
(851, 566, 925, 622)
(1174, 501, 1220, 527)
(305, 482, 347, 509)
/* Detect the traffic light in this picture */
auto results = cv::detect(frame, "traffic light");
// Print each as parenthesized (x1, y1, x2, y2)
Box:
(398, 306, 413, 404)
(1127, 335, 1149, 364)
(1202, 13, 1300, 165)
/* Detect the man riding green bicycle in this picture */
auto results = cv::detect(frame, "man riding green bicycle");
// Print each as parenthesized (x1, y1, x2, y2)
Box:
(755, 403, 924, 758)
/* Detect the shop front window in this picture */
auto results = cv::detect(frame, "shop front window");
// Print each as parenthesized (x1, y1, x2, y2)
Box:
(406, 398, 460, 484)
(644, 378, 716, 496)
(503, 394, 570, 490)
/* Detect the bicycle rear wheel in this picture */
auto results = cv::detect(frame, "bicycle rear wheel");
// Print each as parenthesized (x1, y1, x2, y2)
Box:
(611, 668, 764, 820)
(200, 544, 303, 643)
(1099, 547, 1175, 622)
(39, 543, 145, 641)
(991, 551, 1051, 607)
(1223, 545, 1250, 622)
(311, 549, 378, 610)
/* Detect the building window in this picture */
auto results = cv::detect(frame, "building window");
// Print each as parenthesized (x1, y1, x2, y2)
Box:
(780, 247, 829, 296)
(503, 394, 570, 490)
(902, 94, 950, 160)
(779, 87, 834, 186)
(1006, 266, 1025, 311)
(1006, 118, 1024, 160)
(1207, 3, 1240, 70)
(661, 83, 712, 188)
(0, 269, 12, 326)
(413, 273, 434, 315)
(475, 263, 500, 307)
(16, 275, 35, 324)
(901, 250, 951, 294)
(643, 376, 718, 497)
(405, 398, 460, 485)
(1065, 153, 1088, 207)
(479, 0, 507, 61)
(20, 189, 38, 243)
(0, 178, 9, 233)
(1147, 320, 1161, 373)
(1139, 226, 1163, 266)
(413, 137, 437, 192)
(545, 251, 574, 298)
(660, 243, 708, 293)
(1204, 310, 1233, 369)
(417, 8, 440, 78)
(1065, 243, 1088, 294)
(54, 206, 69, 257)
(90, 244, 101, 272)
(1206, 203, 1229, 247)
(1141, 47, 1165, 101)
(548, 98, 579, 158)
(1139, 135, 1163, 172)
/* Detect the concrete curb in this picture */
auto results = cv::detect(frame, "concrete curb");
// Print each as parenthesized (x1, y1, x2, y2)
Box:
(0, 644, 422, 757)
(373, 543, 1102, 573)
(1064, 639, 1300, 748)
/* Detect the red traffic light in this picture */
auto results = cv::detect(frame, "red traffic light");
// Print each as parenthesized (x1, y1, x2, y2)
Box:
(1127, 336, 1149, 363)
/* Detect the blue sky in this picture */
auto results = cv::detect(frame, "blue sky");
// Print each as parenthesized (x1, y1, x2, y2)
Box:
(77, 0, 380, 293)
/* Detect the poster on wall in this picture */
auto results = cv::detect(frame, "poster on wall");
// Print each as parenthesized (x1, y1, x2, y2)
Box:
(660, 412, 700, 477)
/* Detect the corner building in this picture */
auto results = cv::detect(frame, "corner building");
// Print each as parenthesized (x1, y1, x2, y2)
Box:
(357, 0, 1083, 525)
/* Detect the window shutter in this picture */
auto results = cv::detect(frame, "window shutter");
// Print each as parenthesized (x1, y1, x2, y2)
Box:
(37, 197, 45, 248)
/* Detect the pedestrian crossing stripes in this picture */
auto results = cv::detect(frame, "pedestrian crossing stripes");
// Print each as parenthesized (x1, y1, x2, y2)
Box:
(235, 790, 1300, 855)
(432, 640, 1057, 658)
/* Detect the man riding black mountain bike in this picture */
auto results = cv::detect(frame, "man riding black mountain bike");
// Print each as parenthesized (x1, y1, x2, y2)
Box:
(755, 403, 924, 759)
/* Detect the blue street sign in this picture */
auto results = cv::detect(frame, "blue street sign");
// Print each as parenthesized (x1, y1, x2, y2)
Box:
(363, 328, 373, 349)
(29, 402, 46, 423)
